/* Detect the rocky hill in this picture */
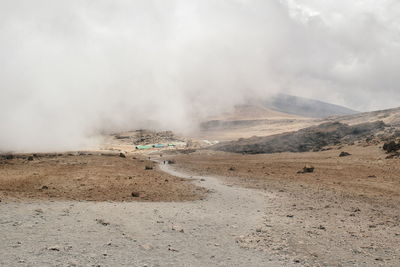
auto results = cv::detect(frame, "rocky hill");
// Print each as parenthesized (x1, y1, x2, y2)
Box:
(212, 121, 391, 154)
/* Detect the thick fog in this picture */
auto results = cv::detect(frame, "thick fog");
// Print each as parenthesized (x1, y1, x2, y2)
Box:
(1, 0, 400, 151)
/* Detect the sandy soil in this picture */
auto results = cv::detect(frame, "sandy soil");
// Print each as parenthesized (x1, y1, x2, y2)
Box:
(170, 145, 400, 266)
(0, 153, 206, 202)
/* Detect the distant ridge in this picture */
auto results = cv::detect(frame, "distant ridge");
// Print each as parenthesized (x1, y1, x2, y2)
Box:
(261, 94, 358, 118)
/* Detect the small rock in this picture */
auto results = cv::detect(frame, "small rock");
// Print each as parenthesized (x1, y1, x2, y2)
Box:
(27, 156, 34, 161)
(297, 165, 314, 174)
(144, 165, 153, 170)
(34, 209, 43, 214)
(41, 185, 49, 190)
(96, 219, 110, 226)
(228, 167, 236, 171)
(383, 141, 400, 153)
(168, 245, 179, 252)
(119, 153, 126, 158)
(131, 192, 140, 197)
(172, 225, 184, 233)
(339, 151, 351, 157)
(47, 245, 61, 251)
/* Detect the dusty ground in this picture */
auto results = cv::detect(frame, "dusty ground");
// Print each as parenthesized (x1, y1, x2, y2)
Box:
(0, 159, 292, 267)
(170, 145, 400, 266)
(0, 153, 206, 202)
(1, 134, 400, 266)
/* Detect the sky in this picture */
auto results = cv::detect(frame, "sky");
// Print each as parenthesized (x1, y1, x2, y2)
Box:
(1, 0, 400, 151)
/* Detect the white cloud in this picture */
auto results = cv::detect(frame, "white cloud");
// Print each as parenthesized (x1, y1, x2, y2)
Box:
(0, 0, 399, 151)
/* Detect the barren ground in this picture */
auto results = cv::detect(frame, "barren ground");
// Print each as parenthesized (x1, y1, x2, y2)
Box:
(1, 138, 400, 266)
(170, 144, 400, 266)
(0, 153, 206, 202)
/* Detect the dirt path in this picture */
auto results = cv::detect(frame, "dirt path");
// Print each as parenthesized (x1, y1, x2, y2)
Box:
(0, 162, 289, 267)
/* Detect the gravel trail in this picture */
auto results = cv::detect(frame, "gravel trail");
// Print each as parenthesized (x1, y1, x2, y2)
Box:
(0, 163, 285, 267)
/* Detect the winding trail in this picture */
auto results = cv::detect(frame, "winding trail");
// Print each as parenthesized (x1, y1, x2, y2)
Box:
(0, 162, 288, 266)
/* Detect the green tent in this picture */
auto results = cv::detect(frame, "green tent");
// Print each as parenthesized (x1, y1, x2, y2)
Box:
(135, 145, 152, 150)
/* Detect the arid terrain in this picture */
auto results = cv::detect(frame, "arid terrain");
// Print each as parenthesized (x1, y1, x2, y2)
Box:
(170, 145, 400, 265)
(1, 104, 400, 266)
(0, 153, 206, 202)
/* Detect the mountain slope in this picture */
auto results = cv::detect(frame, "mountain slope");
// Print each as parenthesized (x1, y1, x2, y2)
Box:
(212, 121, 388, 154)
(262, 94, 358, 118)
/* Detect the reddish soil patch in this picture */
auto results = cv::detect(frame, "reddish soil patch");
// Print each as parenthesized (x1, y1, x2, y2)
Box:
(0, 153, 206, 202)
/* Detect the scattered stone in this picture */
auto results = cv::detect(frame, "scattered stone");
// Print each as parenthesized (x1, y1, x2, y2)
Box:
(318, 225, 326, 230)
(368, 175, 377, 178)
(172, 225, 184, 233)
(339, 151, 351, 157)
(200, 178, 206, 181)
(167, 160, 176, 164)
(297, 165, 314, 174)
(119, 153, 126, 158)
(96, 219, 110, 226)
(228, 167, 236, 171)
(168, 245, 179, 252)
(145, 165, 153, 170)
(34, 209, 43, 214)
(27, 156, 34, 161)
(287, 215, 294, 218)
(383, 141, 400, 153)
(386, 153, 400, 159)
(213, 121, 386, 154)
(41, 185, 49, 190)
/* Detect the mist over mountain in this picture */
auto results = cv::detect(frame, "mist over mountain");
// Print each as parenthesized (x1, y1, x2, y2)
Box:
(261, 94, 358, 118)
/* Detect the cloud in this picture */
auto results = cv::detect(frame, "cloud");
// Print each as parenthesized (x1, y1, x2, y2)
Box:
(0, 0, 399, 151)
